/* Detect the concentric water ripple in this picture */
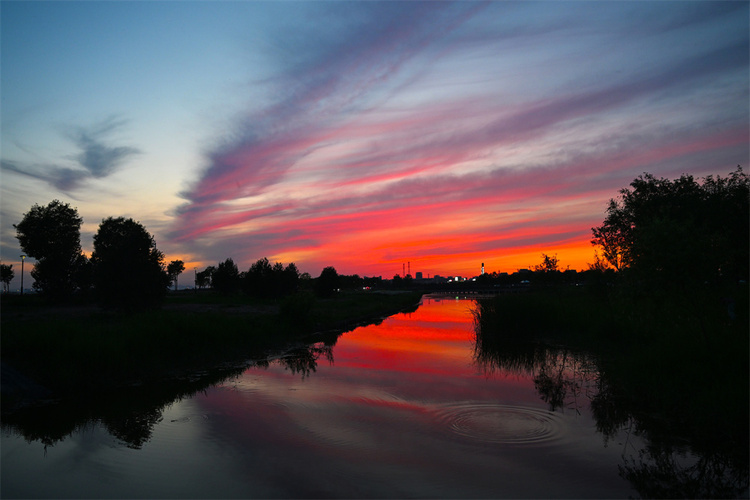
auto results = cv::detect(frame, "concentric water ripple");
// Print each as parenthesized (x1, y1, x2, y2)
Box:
(432, 403, 566, 445)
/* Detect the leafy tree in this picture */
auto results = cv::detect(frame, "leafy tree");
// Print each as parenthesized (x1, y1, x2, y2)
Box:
(14, 200, 83, 300)
(588, 250, 612, 273)
(363, 276, 382, 289)
(212, 258, 240, 294)
(243, 257, 273, 297)
(281, 262, 300, 296)
(315, 266, 339, 297)
(297, 271, 313, 292)
(196, 266, 215, 289)
(531, 253, 562, 285)
(92, 217, 169, 309)
(167, 260, 185, 291)
(244, 258, 300, 298)
(534, 253, 560, 273)
(340, 273, 364, 290)
(591, 167, 749, 289)
(72, 254, 94, 295)
(271, 261, 285, 296)
(0, 264, 14, 293)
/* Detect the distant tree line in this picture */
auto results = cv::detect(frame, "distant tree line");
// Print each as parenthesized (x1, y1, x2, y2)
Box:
(10, 200, 377, 309)
(196, 259, 368, 299)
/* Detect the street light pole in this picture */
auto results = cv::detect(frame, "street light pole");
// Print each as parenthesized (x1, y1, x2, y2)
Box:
(20, 255, 25, 295)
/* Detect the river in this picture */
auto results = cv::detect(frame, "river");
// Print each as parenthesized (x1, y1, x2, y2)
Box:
(1, 295, 742, 498)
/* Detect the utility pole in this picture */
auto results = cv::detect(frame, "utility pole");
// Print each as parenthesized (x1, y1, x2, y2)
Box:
(20, 255, 25, 295)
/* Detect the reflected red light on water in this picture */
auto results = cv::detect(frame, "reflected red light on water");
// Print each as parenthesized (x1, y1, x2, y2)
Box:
(199, 297, 541, 421)
(333, 299, 476, 374)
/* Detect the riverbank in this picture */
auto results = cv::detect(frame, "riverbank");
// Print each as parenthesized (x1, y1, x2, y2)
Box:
(472, 283, 749, 481)
(1, 290, 423, 411)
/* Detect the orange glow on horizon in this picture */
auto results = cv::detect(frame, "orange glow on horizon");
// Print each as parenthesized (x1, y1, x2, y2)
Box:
(184, 236, 599, 278)
(278, 236, 598, 278)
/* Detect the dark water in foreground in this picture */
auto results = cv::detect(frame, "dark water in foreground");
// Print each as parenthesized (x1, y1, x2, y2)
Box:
(1, 296, 744, 498)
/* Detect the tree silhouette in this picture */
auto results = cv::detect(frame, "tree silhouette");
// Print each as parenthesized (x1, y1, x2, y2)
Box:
(281, 262, 300, 296)
(534, 253, 559, 273)
(591, 167, 749, 287)
(14, 200, 83, 300)
(92, 217, 169, 309)
(72, 253, 94, 295)
(0, 263, 14, 292)
(315, 266, 339, 297)
(243, 257, 273, 297)
(167, 260, 185, 291)
(196, 266, 214, 289)
(243, 258, 300, 298)
(212, 258, 240, 294)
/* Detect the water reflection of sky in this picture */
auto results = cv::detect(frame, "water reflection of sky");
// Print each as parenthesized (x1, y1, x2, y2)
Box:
(1, 297, 642, 498)
(185, 297, 638, 498)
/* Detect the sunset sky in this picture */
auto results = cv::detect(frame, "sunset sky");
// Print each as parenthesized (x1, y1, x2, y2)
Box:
(2, 1, 748, 286)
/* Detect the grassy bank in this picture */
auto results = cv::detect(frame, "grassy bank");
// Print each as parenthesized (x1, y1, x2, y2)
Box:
(1, 291, 422, 401)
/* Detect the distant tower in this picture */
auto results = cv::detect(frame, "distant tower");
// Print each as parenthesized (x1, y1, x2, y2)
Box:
(402, 263, 405, 277)
(481, 262, 485, 275)
(408, 261, 410, 276)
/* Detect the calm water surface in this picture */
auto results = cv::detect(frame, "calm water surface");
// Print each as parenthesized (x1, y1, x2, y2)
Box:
(3, 296, 649, 498)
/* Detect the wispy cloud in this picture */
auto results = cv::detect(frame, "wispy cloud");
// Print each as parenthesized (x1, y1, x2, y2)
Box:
(174, 3, 485, 220)
(2, 116, 141, 192)
(1, 159, 87, 192)
(67, 116, 141, 179)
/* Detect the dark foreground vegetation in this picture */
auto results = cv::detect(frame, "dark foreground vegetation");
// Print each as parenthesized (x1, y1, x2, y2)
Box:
(473, 168, 749, 498)
(1, 290, 422, 409)
(473, 282, 748, 498)
(3, 198, 423, 408)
